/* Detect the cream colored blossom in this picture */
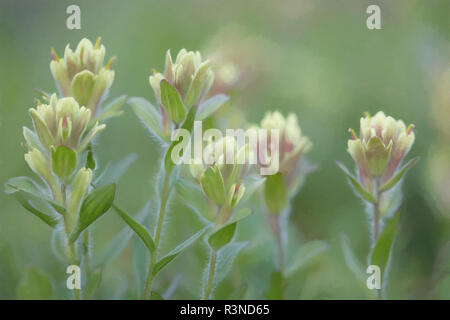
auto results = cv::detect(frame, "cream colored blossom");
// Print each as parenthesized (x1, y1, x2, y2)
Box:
(348, 111, 415, 187)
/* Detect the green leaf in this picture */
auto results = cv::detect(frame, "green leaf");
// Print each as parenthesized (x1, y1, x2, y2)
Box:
(208, 208, 252, 251)
(380, 157, 420, 192)
(128, 97, 166, 141)
(4, 176, 65, 214)
(209, 223, 236, 251)
(51, 145, 77, 180)
(185, 61, 211, 108)
(212, 242, 247, 289)
(196, 94, 229, 120)
(285, 240, 328, 278)
(85, 144, 96, 170)
(94, 202, 150, 267)
(164, 106, 197, 172)
(264, 172, 287, 214)
(70, 183, 115, 241)
(15, 193, 57, 228)
(113, 204, 155, 253)
(94, 154, 137, 186)
(152, 226, 208, 277)
(133, 235, 149, 295)
(371, 207, 401, 276)
(200, 166, 226, 205)
(150, 291, 164, 300)
(84, 267, 102, 300)
(175, 178, 215, 222)
(16, 266, 54, 300)
(340, 233, 366, 283)
(336, 161, 376, 204)
(160, 79, 186, 123)
(97, 95, 127, 122)
(265, 271, 285, 300)
(71, 70, 95, 107)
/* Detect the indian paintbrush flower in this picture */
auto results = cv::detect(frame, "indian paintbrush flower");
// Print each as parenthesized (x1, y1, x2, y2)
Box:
(50, 37, 115, 116)
(27, 94, 105, 153)
(257, 111, 312, 214)
(190, 136, 251, 210)
(347, 111, 415, 192)
(150, 49, 214, 126)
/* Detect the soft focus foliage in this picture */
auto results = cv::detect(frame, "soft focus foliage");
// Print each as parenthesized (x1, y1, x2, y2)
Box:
(0, 0, 449, 299)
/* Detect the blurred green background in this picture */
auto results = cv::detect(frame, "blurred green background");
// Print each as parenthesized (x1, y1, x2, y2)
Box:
(0, 0, 449, 299)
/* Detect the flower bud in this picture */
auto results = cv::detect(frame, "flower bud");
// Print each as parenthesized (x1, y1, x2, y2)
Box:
(258, 111, 311, 185)
(27, 94, 105, 153)
(227, 183, 245, 209)
(67, 168, 92, 229)
(347, 111, 415, 187)
(50, 38, 115, 115)
(200, 165, 226, 205)
(150, 49, 214, 111)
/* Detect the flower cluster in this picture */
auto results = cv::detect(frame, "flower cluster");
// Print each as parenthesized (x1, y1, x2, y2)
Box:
(347, 111, 415, 191)
(50, 38, 115, 116)
(149, 49, 214, 128)
(190, 136, 250, 214)
(26, 94, 105, 153)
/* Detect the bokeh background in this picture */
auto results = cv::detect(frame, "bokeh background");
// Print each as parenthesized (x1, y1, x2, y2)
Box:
(0, 0, 449, 299)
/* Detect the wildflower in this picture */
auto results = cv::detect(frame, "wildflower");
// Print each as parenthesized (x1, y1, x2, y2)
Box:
(189, 136, 250, 209)
(50, 37, 115, 115)
(27, 94, 105, 153)
(259, 111, 312, 180)
(347, 111, 415, 190)
(150, 49, 214, 124)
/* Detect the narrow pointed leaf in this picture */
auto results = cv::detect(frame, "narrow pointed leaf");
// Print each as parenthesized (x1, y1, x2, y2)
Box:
(196, 94, 229, 120)
(94, 202, 150, 266)
(160, 79, 186, 123)
(113, 204, 154, 253)
(128, 97, 166, 141)
(152, 226, 208, 277)
(371, 207, 401, 276)
(380, 157, 420, 192)
(70, 183, 115, 241)
(94, 154, 138, 186)
(175, 178, 214, 222)
(97, 95, 127, 122)
(4, 176, 66, 214)
(340, 233, 366, 283)
(336, 161, 376, 203)
(15, 193, 57, 228)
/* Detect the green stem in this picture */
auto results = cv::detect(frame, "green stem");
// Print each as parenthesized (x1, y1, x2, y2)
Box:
(68, 240, 81, 300)
(203, 249, 217, 300)
(143, 170, 170, 299)
(268, 214, 284, 273)
(372, 179, 382, 300)
(61, 183, 81, 300)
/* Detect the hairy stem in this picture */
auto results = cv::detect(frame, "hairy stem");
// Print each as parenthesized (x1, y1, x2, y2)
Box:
(268, 214, 284, 273)
(143, 170, 170, 299)
(203, 249, 217, 300)
(372, 179, 382, 300)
